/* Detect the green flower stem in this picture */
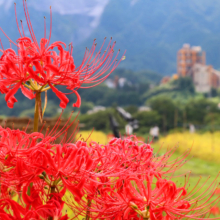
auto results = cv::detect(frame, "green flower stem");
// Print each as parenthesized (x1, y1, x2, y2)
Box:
(33, 92, 41, 132)
(48, 186, 56, 220)
(27, 92, 41, 206)
(86, 199, 92, 220)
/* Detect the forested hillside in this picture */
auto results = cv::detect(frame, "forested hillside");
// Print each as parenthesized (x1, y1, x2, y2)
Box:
(1, 0, 220, 74)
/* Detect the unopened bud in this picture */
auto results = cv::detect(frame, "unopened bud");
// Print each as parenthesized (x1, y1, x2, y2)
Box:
(130, 202, 138, 209)
(39, 175, 44, 180)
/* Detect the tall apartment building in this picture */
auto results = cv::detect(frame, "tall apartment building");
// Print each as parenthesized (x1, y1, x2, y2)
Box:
(177, 44, 206, 77)
(176, 44, 220, 93)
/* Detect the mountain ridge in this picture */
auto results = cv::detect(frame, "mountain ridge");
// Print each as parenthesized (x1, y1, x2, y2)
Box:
(1, 0, 220, 74)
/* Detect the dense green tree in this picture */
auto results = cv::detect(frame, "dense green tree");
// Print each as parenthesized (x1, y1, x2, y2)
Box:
(79, 102, 94, 114)
(210, 88, 218, 97)
(172, 77, 195, 93)
(124, 105, 138, 114)
(109, 68, 162, 84)
(135, 110, 161, 134)
(204, 112, 220, 129)
(148, 96, 177, 132)
(137, 82, 151, 94)
(79, 111, 110, 131)
(185, 98, 218, 125)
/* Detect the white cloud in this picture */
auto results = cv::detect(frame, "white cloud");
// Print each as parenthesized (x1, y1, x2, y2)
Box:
(0, 0, 13, 10)
(130, 0, 139, 6)
(28, 0, 110, 29)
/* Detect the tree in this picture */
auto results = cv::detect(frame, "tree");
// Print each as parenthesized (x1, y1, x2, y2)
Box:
(185, 98, 218, 125)
(148, 96, 177, 132)
(135, 110, 161, 134)
(80, 102, 94, 114)
(172, 76, 195, 93)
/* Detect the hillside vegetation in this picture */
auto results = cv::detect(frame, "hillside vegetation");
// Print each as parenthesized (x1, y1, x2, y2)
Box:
(1, 0, 220, 73)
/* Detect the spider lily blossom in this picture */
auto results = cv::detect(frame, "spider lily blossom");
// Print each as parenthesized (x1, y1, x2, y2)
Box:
(2, 1, 218, 220)
(0, 1, 123, 109)
(0, 121, 219, 219)
(77, 175, 220, 220)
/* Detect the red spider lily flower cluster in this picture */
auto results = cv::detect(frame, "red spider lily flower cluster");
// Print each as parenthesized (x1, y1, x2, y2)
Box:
(81, 175, 220, 219)
(0, 1, 219, 220)
(0, 122, 219, 219)
(0, 0, 123, 109)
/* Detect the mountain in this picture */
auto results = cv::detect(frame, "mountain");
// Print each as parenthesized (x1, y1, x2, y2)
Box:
(88, 0, 220, 74)
(1, 0, 220, 74)
(0, 0, 109, 45)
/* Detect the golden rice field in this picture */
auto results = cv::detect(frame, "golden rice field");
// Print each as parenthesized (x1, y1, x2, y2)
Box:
(76, 130, 109, 145)
(158, 131, 220, 163)
(76, 130, 220, 162)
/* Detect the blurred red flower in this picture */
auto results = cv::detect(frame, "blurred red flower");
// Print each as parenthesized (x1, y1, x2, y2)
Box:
(215, 188, 220, 195)
(210, 206, 220, 216)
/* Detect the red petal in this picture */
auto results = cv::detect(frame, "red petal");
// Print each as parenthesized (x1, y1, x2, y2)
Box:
(61, 176, 83, 202)
(27, 67, 45, 84)
(48, 83, 69, 108)
(21, 85, 35, 99)
(45, 64, 59, 73)
(5, 83, 21, 108)
(0, 214, 12, 220)
(40, 38, 48, 51)
(22, 182, 34, 206)
(0, 83, 8, 94)
(72, 90, 81, 108)
(60, 215, 68, 220)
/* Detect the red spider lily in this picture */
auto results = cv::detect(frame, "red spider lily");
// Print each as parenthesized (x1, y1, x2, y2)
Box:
(0, 118, 219, 220)
(0, 119, 89, 199)
(0, 198, 68, 220)
(0, 1, 124, 108)
(215, 188, 220, 195)
(86, 136, 190, 180)
(78, 175, 220, 220)
(0, 120, 86, 218)
(1, 129, 158, 205)
(210, 206, 220, 216)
